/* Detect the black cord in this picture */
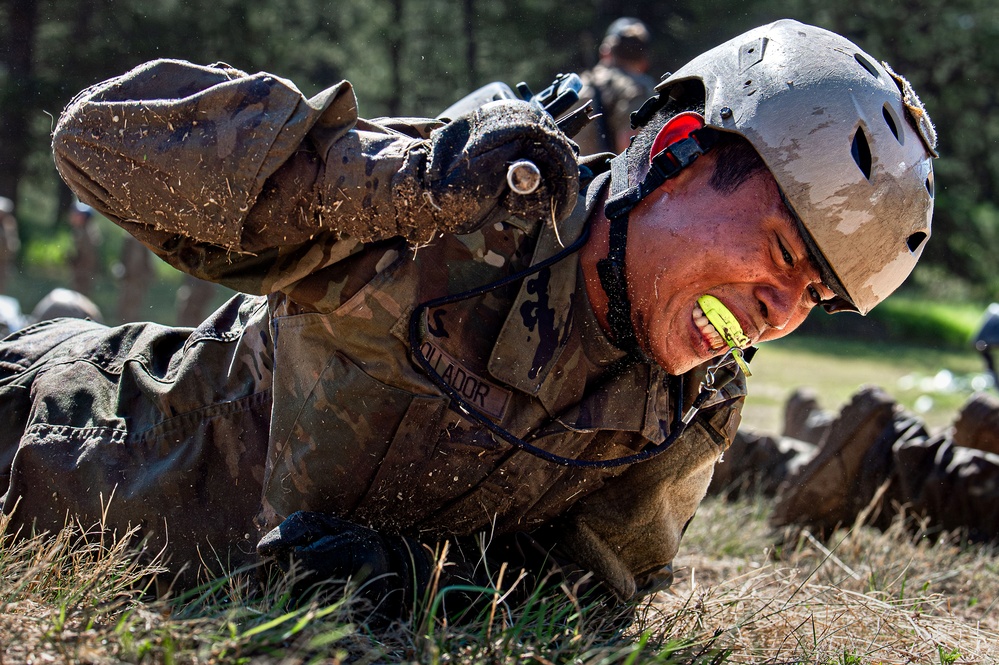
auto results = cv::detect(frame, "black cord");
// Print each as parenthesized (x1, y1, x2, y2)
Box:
(408, 218, 716, 469)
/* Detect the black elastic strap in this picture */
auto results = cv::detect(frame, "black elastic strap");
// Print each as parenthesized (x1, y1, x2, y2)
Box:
(595, 154, 638, 353)
(605, 126, 720, 221)
(597, 127, 720, 353)
(407, 193, 724, 468)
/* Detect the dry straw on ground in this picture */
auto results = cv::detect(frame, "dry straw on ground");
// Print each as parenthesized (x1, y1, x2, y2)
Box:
(1, 497, 997, 664)
(664, 496, 999, 663)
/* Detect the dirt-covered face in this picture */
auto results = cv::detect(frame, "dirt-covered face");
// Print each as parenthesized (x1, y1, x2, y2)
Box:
(624, 151, 835, 375)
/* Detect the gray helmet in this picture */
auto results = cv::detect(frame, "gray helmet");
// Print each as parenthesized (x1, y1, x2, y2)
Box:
(657, 19, 936, 314)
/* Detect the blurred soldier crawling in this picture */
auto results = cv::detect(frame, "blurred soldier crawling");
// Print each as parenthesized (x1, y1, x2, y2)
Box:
(0, 21, 937, 613)
(574, 17, 656, 156)
(712, 386, 999, 541)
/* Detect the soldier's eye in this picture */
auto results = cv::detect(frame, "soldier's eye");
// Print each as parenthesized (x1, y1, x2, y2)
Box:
(777, 237, 794, 267)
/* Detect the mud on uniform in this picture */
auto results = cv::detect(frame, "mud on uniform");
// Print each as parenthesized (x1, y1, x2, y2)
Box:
(0, 60, 744, 599)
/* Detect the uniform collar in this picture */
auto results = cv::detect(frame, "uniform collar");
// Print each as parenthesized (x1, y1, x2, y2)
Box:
(487, 172, 608, 396)
(485, 172, 674, 442)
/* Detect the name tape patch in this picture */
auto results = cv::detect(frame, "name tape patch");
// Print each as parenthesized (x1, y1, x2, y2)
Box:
(420, 340, 512, 420)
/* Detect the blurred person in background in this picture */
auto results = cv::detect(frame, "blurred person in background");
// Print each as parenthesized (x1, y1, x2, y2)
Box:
(0, 286, 103, 344)
(574, 17, 656, 156)
(30, 287, 104, 324)
(67, 201, 101, 297)
(114, 236, 155, 322)
(175, 274, 218, 326)
(0, 197, 20, 295)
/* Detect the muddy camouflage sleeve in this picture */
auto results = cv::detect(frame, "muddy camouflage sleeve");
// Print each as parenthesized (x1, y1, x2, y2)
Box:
(556, 394, 745, 601)
(50, 59, 423, 293)
(52, 59, 577, 296)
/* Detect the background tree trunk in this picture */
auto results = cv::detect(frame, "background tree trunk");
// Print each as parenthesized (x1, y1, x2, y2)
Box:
(387, 0, 404, 116)
(0, 0, 40, 204)
(463, 0, 477, 90)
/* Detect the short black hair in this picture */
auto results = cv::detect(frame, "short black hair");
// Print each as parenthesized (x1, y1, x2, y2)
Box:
(708, 137, 769, 194)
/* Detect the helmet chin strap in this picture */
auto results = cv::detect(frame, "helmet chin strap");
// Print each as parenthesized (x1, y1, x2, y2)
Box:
(597, 111, 720, 354)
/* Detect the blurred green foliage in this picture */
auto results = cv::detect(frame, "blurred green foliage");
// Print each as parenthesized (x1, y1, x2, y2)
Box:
(871, 296, 983, 349)
(801, 294, 983, 350)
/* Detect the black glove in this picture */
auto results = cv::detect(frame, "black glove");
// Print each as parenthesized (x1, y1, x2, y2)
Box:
(420, 99, 580, 234)
(257, 512, 433, 614)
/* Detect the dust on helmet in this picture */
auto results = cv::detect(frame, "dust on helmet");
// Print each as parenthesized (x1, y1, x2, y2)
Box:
(656, 19, 936, 314)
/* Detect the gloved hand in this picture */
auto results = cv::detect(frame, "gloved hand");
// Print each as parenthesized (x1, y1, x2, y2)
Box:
(413, 99, 580, 235)
(257, 512, 433, 613)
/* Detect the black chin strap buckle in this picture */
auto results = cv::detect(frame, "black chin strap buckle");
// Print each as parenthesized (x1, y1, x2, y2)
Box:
(647, 128, 719, 188)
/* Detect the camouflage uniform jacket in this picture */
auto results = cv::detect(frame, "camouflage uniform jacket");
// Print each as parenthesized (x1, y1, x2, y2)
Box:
(1, 60, 744, 598)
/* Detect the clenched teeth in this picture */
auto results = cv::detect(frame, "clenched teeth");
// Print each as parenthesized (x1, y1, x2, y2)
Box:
(693, 305, 726, 350)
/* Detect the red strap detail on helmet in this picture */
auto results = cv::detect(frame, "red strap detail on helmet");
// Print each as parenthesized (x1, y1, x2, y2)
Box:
(649, 111, 706, 166)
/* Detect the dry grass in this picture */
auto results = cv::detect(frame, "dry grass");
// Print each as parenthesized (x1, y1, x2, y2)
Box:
(0, 519, 166, 664)
(3, 497, 997, 664)
(666, 495, 999, 663)
(0, 515, 398, 663)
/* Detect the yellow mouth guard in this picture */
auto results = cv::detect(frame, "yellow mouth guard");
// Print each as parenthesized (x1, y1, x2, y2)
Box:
(697, 295, 752, 376)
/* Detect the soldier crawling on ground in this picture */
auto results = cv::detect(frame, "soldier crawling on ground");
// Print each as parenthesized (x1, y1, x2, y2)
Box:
(712, 387, 999, 542)
(0, 21, 938, 616)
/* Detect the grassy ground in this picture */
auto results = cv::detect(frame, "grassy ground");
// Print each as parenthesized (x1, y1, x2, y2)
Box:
(669, 497, 999, 663)
(3, 500, 997, 663)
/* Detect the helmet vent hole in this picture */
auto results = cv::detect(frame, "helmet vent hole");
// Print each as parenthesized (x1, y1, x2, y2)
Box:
(851, 128, 873, 180)
(907, 231, 927, 253)
(855, 53, 881, 79)
(882, 105, 900, 142)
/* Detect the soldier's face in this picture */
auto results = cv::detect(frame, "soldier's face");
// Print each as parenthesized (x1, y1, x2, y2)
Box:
(626, 154, 834, 375)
